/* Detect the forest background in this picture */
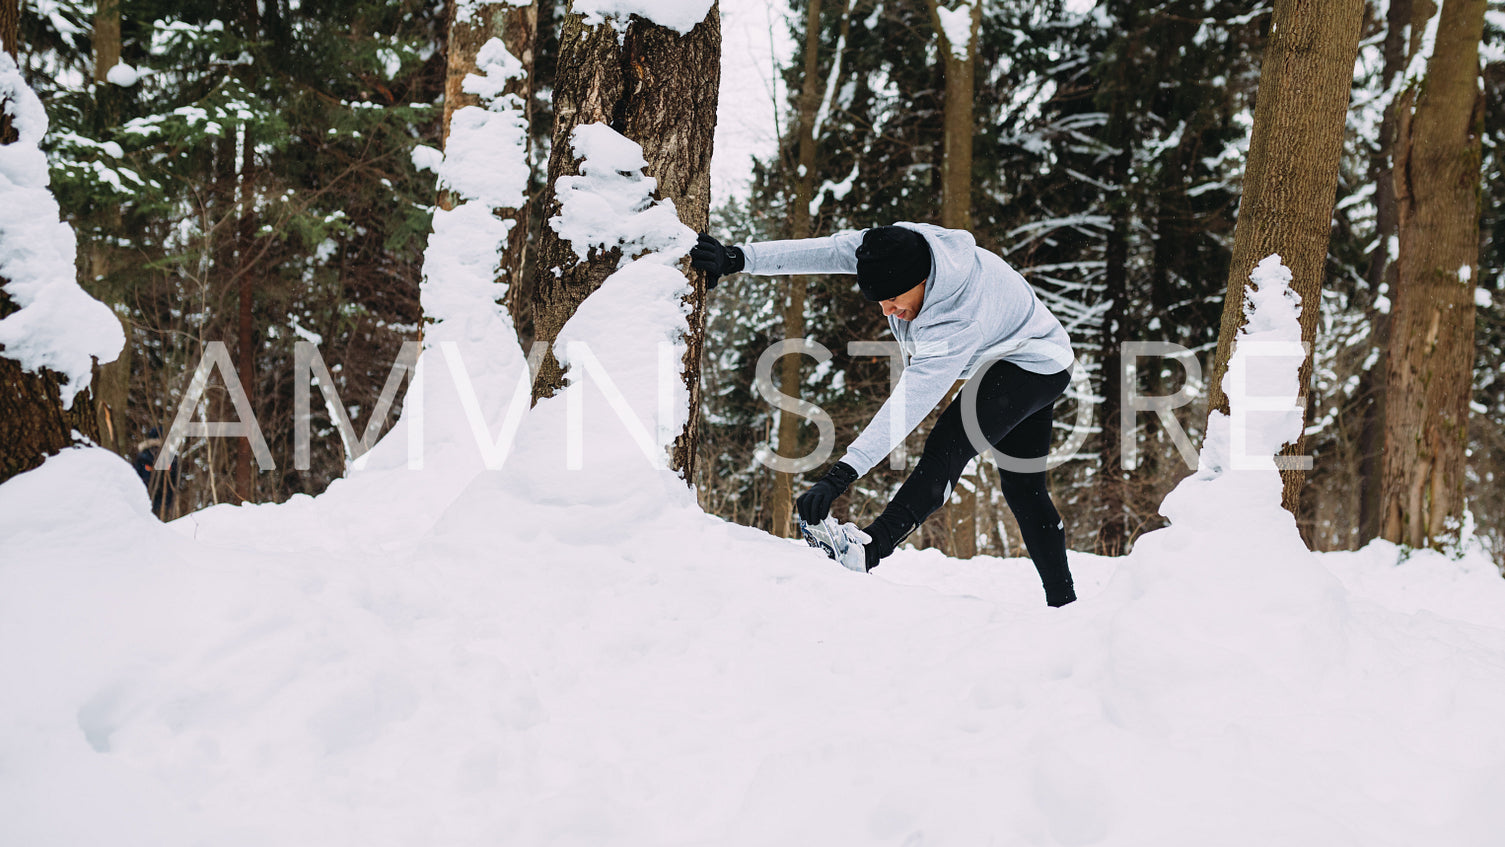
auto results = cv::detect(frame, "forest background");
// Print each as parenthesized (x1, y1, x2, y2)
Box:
(5, 0, 1502, 565)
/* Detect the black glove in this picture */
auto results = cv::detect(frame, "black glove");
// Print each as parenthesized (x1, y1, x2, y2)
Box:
(689, 233, 744, 289)
(795, 461, 859, 524)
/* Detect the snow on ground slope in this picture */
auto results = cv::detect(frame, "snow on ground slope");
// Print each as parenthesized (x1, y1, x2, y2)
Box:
(4, 446, 1505, 847)
(6, 255, 1505, 846)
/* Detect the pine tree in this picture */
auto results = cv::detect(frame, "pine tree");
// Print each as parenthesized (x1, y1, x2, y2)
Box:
(29, 0, 446, 512)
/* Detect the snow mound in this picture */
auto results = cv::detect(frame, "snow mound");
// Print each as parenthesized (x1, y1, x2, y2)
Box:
(6, 436, 1505, 846)
(1101, 254, 1344, 709)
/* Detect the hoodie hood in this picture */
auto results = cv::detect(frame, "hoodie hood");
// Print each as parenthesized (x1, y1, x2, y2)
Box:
(893, 222, 977, 311)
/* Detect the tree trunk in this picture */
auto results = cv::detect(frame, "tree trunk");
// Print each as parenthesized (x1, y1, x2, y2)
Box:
(927, 0, 979, 552)
(951, 469, 979, 558)
(442, 0, 537, 335)
(1097, 192, 1130, 555)
(1094, 18, 1139, 556)
(1205, 0, 1364, 515)
(226, 0, 261, 503)
(1380, 0, 1486, 549)
(1096, 110, 1133, 555)
(94, 1, 120, 75)
(926, 0, 978, 231)
(91, 0, 131, 455)
(0, 338, 102, 481)
(0, 0, 15, 144)
(530, 7, 721, 480)
(92, 331, 131, 453)
(0, 23, 104, 483)
(233, 131, 256, 503)
(769, 0, 833, 537)
(1356, 0, 1413, 545)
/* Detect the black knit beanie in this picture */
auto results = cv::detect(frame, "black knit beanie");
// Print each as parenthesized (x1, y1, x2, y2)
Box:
(855, 226, 932, 301)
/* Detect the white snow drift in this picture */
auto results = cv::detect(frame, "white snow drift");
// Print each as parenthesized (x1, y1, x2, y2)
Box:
(4, 252, 1505, 846)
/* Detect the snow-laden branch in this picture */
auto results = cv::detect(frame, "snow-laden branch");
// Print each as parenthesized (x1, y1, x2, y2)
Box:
(812, 0, 858, 140)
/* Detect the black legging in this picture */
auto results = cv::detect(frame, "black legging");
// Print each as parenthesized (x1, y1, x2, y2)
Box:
(863, 360, 1074, 603)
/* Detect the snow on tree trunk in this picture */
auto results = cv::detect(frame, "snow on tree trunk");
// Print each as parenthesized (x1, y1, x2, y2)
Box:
(1204, 0, 1364, 517)
(1380, 0, 1486, 551)
(529, 1, 720, 480)
(0, 49, 124, 483)
(387, 37, 532, 478)
(1107, 255, 1352, 714)
(442, 0, 536, 336)
(455, 124, 699, 513)
(158, 37, 536, 549)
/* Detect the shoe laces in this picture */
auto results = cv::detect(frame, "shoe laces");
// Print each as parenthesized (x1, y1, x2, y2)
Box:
(836, 521, 871, 548)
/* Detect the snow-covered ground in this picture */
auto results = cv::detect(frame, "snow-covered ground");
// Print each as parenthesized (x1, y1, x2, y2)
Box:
(5, 254, 1505, 845)
(5, 442, 1505, 847)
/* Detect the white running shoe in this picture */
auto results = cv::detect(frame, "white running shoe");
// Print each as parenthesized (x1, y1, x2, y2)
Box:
(797, 515, 871, 572)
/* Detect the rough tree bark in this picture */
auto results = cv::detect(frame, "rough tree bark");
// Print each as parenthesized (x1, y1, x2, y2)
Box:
(442, 0, 536, 337)
(1205, 0, 1364, 515)
(1356, 0, 1415, 544)
(530, 6, 720, 480)
(0, 330, 103, 482)
(1380, 0, 1486, 549)
(91, 0, 132, 455)
(94, 0, 120, 73)
(0, 10, 105, 483)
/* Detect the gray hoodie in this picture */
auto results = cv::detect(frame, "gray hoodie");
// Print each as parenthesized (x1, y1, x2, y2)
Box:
(740, 222, 1073, 477)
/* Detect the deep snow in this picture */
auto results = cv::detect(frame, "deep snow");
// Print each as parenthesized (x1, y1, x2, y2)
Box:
(5, 255, 1505, 846)
(4, 446, 1505, 847)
